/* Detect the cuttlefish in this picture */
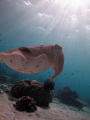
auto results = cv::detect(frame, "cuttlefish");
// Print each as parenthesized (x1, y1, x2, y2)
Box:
(0, 44, 64, 82)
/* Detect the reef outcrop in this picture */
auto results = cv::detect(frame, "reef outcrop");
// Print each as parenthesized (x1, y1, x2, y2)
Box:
(11, 79, 52, 107)
(13, 96, 37, 112)
(57, 86, 88, 109)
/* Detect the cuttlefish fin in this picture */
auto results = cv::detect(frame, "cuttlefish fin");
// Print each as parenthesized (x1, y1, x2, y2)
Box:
(0, 52, 4, 63)
(12, 50, 36, 61)
(28, 54, 50, 73)
(0, 56, 2, 61)
(0, 52, 2, 60)
(11, 50, 26, 59)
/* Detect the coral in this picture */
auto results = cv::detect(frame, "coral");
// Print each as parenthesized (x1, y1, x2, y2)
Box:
(44, 79, 55, 91)
(13, 96, 37, 112)
(11, 79, 52, 107)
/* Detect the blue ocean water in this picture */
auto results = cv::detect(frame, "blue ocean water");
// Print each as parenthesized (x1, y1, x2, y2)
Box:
(0, 0, 90, 106)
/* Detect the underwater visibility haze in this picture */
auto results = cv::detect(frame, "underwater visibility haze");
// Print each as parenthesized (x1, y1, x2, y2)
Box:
(0, 0, 90, 109)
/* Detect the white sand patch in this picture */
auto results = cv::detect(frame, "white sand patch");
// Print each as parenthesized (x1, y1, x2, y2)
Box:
(0, 93, 90, 120)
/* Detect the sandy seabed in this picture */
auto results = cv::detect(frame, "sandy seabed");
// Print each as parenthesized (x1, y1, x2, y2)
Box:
(0, 93, 90, 120)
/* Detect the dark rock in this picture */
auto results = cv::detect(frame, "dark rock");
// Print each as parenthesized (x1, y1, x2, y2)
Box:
(13, 96, 37, 112)
(57, 86, 87, 109)
(11, 79, 52, 107)
(72, 91, 79, 99)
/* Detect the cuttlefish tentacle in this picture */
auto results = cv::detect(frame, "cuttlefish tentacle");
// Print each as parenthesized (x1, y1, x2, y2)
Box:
(49, 44, 64, 82)
(49, 63, 64, 82)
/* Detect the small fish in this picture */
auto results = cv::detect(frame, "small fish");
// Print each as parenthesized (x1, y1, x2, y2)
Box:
(72, 73, 74, 75)
(0, 44, 64, 82)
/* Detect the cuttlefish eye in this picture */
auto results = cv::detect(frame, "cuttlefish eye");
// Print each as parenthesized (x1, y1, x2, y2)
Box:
(55, 44, 62, 49)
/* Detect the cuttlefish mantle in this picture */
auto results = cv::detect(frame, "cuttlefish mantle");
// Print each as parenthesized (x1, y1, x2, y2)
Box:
(0, 44, 64, 82)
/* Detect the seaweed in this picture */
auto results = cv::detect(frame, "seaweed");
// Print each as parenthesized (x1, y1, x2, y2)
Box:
(44, 79, 55, 91)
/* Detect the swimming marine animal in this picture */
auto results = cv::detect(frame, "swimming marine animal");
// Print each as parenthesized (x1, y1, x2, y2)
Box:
(0, 44, 64, 82)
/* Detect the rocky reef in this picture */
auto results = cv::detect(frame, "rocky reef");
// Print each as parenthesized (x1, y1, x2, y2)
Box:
(13, 96, 37, 112)
(0, 68, 20, 84)
(57, 86, 89, 109)
(0, 74, 19, 84)
(11, 79, 52, 107)
(0, 84, 11, 93)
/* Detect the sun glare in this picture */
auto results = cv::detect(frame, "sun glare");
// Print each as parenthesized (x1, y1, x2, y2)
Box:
(68, 0, 87, 8)
(56, 0, 89, 8)
(70, 0, 85, 6)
